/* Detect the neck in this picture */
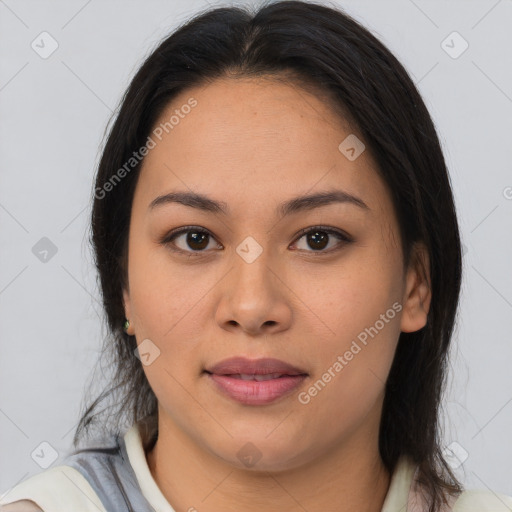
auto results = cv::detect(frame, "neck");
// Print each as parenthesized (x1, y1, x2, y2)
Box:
(146, 412, 391, 512)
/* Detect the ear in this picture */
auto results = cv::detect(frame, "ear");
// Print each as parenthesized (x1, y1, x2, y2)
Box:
(122, 287, 135, 336)
(400, 242, 432, 333)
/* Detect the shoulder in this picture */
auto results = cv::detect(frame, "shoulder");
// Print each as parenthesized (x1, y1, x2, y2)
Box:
(0, 501, 43, 512)
(0, 465, 107, 512)
(452, 488, 512, 511)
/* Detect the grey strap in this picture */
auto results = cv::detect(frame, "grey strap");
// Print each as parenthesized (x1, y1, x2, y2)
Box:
(63, 434, 157, 512)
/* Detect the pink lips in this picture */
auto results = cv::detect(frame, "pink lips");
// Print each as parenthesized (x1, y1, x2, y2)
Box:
(204, 357, 308, 405)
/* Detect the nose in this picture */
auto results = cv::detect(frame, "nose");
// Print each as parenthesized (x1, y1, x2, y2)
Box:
(214, 250, 292, 336)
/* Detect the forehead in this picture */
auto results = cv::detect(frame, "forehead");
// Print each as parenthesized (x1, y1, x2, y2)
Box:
(134, 77, 390, 218)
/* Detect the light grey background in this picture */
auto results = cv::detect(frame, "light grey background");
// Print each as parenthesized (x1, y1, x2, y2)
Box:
(1, 0, 511, 499)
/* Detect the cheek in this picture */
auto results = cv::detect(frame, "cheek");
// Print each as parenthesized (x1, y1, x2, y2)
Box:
(299, 289, 401, 439)
(293, 249, 403, 341)
(128, 240, 206, 336)
(294, 243, 403, 402)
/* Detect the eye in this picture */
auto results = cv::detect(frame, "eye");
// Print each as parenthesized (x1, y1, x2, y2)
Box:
(161, 226, 222, 256)
(291, 226, 352, 254)
(160, 224, 352, 257)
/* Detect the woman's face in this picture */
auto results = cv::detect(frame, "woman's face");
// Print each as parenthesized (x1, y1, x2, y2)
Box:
(123, 76, 430, 470)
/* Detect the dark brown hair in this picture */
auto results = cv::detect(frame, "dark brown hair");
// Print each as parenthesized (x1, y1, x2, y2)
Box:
(74, 1, 464, 510)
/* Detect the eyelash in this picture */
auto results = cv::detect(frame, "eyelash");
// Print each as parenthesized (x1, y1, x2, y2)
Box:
(160, 225, 353, 258)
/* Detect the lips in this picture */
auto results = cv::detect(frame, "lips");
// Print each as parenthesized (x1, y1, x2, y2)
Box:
(204, 357, 308, 405)
(204, 356, 308, 377)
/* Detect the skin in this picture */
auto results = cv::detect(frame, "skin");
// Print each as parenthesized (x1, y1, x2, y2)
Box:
(122, 76, 431, 512)
(0, 502, 43, 511)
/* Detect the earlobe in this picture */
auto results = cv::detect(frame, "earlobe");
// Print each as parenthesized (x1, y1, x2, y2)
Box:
(122, 288, 134, 335)
(400, 243, 432, 333)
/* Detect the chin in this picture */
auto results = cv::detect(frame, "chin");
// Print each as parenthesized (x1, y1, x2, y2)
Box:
(210, 435, 307, 473)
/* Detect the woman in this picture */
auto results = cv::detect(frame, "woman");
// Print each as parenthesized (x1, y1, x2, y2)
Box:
(1, 1, 510, 511)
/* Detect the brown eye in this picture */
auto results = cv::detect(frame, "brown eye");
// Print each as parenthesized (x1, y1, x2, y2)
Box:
(305, 230, 329, 250)
(162, 227, 222, 255)
(292, 226, 352, 253)
(183, 231, 210, 250)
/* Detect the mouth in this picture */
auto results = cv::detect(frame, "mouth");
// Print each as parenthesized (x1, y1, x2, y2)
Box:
(203, 357, 308, 405)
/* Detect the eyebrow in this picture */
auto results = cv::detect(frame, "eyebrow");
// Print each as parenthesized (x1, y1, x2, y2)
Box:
(148, 189, 370, 216)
